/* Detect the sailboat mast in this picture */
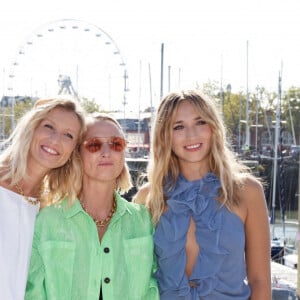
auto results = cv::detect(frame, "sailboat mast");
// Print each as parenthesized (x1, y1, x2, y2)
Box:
(220, 54, 223, 115)
(160, 43, 164, 99)
(245, 40, 250, 147)
(271, 71, 282, 224)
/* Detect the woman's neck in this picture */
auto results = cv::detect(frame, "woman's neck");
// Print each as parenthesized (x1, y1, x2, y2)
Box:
(80, 181, 115, 214)
(180, 164, 210, 181)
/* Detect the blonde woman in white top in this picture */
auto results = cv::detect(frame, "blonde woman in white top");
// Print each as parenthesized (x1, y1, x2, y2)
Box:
(0, 97, 86, 300)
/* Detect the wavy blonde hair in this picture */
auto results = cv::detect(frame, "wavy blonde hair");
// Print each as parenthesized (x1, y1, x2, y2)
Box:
(145, 90, 253, 225)
(0, 96, 87, 206)
(81, 113, 132, 194)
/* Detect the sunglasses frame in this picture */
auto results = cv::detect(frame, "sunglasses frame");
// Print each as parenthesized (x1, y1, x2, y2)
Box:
(83, 136, 127, 153)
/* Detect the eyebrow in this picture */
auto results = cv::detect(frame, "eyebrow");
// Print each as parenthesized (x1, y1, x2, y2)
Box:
(173, 116, 202, 124)
(43, 118, 78, 134)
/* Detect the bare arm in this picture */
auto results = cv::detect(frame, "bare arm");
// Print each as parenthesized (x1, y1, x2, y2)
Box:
(132, 183, 150, 205)
(241, 178, 271, 299)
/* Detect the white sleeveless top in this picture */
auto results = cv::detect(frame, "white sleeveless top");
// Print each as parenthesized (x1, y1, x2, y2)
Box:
(0, 186, 39, 300)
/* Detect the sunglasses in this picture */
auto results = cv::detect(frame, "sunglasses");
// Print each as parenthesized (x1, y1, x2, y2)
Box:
(83, 136, 127, 153)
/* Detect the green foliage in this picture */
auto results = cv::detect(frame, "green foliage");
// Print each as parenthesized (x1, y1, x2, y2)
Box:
(1, 99, 33, 138)
(198, 80, 220, 98)
(14, 99, 34, 121)
(195, 81, 300, 146)
(80, 97, 101, 113)
(281, 87, 300, 144)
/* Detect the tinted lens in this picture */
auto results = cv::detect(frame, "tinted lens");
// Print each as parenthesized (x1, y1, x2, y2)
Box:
(84, 138, 103, 153)
(110, 137, 126, 152)
(84, 137, 126, 153)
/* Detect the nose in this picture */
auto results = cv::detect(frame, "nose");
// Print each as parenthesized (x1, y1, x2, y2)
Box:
(50, 130, 62, 143)
(186, 126, 199, 138)
(99, 142, 111, 157)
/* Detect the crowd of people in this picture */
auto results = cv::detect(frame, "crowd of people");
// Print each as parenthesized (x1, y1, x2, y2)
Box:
(0, 90, 271, 300)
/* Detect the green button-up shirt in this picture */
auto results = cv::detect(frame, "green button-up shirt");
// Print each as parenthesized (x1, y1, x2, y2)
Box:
(25, 193, 159, 300)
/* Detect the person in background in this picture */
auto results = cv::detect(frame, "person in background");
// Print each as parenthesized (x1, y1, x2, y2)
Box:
(25, 113, 159, 300)
(134, 90, 271, 299)
(0, 96, 86, 300)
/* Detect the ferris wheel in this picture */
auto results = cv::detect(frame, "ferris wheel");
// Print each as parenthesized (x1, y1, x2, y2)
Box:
(5, 18, 128, 112)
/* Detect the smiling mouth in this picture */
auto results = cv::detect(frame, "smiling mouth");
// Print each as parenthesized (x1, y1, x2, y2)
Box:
(185, 143, 202, 150)
(42, 145, 59, 155)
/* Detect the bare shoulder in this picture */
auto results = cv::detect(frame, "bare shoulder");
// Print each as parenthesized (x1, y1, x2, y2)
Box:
(234, 176, 266, 222)
(238, 176, 266, 208)
(239, 176, 264, 200)
(132, 183, 150, 205)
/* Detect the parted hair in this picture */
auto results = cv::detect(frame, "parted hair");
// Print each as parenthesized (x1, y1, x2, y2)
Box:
(145, 89, 253, 225)
(0, 96, 86, 206)
(83, 113, 132, 194)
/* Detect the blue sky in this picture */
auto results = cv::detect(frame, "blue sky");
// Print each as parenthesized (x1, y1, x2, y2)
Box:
(0, 0, 299, 112)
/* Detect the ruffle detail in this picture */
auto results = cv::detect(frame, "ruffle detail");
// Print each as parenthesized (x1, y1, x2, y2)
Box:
(154, 173, 229, 299)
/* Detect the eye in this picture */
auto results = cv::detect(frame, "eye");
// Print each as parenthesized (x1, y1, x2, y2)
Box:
(64, 132, 74, 139)
(44, 123, 54, 130)
(197, 120, 207, 125)
(173, 124, 184, 131)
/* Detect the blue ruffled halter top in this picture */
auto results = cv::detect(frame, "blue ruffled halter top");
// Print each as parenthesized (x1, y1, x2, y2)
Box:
(154, 172, 251, 299)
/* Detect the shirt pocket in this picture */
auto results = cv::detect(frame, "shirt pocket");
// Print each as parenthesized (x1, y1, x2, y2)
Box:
(123, 235, 156, 299)
(38, 241, 75, 300)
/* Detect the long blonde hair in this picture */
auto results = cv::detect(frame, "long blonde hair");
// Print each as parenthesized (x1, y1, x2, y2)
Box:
(0, 96, 86, 206)
(146, 90, 252, 224)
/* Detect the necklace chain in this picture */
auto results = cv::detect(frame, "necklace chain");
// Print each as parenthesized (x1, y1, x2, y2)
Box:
(81, 197, 117, 228)
(14, 182, 40, 206)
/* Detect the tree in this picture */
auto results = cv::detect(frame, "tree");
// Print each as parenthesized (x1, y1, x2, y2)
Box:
(80, 97, 101, 113)
(281, 87, 300, 145)
(1, 99, 33, 139)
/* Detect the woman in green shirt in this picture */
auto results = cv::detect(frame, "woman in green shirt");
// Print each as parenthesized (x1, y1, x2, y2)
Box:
(26, 113, 159, 300)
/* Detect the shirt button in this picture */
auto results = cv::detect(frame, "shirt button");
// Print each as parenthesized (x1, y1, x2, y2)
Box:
(104, 277, 110, 284)
(104, 247, 110, 253)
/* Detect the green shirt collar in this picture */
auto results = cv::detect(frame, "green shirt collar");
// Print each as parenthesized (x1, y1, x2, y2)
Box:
(61, 192, 132, 221)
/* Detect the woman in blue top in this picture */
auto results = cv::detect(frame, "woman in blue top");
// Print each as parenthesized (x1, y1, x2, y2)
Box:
(134, 90, 271, 299)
